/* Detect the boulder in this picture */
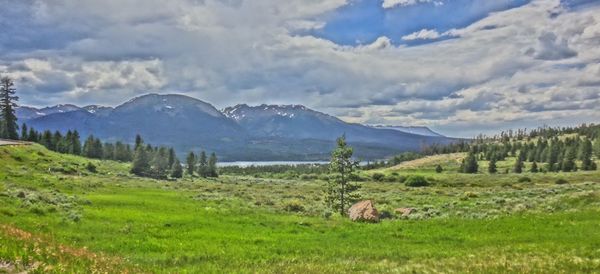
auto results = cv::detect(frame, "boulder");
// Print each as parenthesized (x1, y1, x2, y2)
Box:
(394, 207, 415, 217)
(348, 200, 379, 222)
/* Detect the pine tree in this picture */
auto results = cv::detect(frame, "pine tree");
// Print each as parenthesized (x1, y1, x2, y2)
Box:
(435, 164, 443, 173)
(131, 146, 150, 176)
(579, 138, 594, 171)
(135, 134, 143, 150)
(561, 147, 577, 172)
(151, 147, 170, 179)
(488, 156, 497, 174)
(0, 76, 19, 140)
(40, 130, 53, 149)
(593, 139, 600, 159)
(513, 157, 524, 173)
(327, 135, 360, 216)
(170, 158, 183, 179)
(186, 152, 196, 176)
(168, 148, 176, 168)
(27, 127, 38, 142)
(208, 152, 218, 177)
(71, 130, 82, 155)
(461, 151, 479, 173)
(20, 123, 27, 140)
(198, 151, 208, 177)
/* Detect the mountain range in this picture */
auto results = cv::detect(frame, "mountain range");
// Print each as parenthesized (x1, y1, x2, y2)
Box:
(16, 94, 457, 161)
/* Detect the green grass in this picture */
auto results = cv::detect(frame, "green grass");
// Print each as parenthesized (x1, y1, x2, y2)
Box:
(1, 145, 600, 273)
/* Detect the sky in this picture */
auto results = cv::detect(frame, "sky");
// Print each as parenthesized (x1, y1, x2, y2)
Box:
(0, 0, 599, 137)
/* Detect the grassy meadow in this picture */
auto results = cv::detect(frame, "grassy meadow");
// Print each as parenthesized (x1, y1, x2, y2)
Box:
(1, 144, 600, 273)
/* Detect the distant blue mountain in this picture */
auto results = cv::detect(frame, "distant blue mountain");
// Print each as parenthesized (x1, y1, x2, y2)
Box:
(17, 94, 457, 161)
(369, 125, 445, 137)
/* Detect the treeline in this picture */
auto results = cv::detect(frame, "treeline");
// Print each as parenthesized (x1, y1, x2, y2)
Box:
(19, 124, 221, 180)
(183, 151, 218, 178)
(456, 132, 599, 174)
(20, 125, 136, 162)
(130, 135, 184, 180)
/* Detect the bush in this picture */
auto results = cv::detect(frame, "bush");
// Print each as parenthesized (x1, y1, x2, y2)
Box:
(555, 178, 569, 185)
(405, 175, 429, 187)
(372, 173, 385, 182)
(86, 162, 97, 173)
(283, 199, 305, 212)
(518, 177, 531, 183)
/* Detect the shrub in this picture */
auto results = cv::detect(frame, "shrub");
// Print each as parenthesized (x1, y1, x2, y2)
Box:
(518, 177, 531, 183)
(283, 199, 305, 212)
(405, 175, 429, 187)
(372, 173, 385, 182)
(555, 178, 569, 185)
(86, 162, 97, 173)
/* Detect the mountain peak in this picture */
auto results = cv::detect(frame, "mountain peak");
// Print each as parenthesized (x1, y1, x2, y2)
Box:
(222, 103, 315, 121)
(115, 93, 223, 118)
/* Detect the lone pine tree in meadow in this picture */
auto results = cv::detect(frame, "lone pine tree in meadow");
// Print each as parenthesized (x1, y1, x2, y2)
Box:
(0, 76, 19, 140)
(326, 135, 361, 216)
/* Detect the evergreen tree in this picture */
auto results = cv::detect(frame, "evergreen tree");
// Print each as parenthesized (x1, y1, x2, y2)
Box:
(103, 143, 115, 160)
(20, 123, 27, 140)
(52, 131, 64, 152)
(513, 157, 524, 173)
(170, 158, 183, 179)
(327, 135, 361, 216)
(168, 148, 176, 168)
(40, 130, 53, 149)
(594, 139, 600, 159)
(131, 146, 150, 176)
(579, 139, 594, 171)
(0, 76, 19, 140)
(198, 151, 208, 177)
(71, 130, 82, 155)
(488, 156, 497, 174)
(208, 152, 218, 177)
(135, 134, 143, 150)
(435, 164, 443, 173)
(461, 151, 479, 173)
(27, 127, 38, 142)
(561, 147, 577, 172)
(186, 151, 196, 176)
(150, 147, 170, 179)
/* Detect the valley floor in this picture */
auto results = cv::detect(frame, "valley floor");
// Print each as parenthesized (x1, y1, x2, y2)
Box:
(1, 145, 599, 273)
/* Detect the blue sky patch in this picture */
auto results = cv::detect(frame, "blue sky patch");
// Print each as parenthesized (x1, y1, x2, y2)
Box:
(309, 0, 531, 46)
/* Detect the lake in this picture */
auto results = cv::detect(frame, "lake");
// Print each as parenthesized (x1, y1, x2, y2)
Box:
(218, 161, 329, 167)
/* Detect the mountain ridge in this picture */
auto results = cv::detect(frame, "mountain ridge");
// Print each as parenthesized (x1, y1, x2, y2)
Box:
(16, 93, 456, 160)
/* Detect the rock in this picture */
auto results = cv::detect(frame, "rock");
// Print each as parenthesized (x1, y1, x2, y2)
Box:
(395, 207, 415, 217)
(348, 200, 379, 222)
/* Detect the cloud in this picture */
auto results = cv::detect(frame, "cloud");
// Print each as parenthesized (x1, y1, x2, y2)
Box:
(528, 31, 578, 60)
(400, 28, 460, 40)
(382, 0, 443, 9)
(1, 0, 600, 137)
